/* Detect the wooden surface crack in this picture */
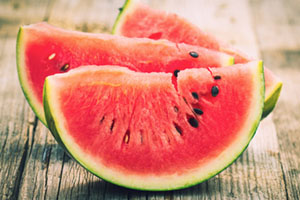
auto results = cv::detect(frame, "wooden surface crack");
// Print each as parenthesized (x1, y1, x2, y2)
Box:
(28, 117, 38, 156)
(56, 152, 66, 200)
(278, 151, 290, 200)
(43, 146, 52, 200)
(0, 127, 9, 158)
(11, 137, 29, 200)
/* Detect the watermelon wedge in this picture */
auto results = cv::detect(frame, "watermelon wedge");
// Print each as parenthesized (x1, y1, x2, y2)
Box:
(44, 61, 264, 190)
(16, 23, 234, 125)
(112, 0, 282, 118)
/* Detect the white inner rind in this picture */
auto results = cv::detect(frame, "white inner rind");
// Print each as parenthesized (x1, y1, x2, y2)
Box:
(44, 61, 264, 191)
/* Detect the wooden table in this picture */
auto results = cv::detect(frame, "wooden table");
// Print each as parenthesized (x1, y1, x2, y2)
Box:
(0, 0, 299, 199)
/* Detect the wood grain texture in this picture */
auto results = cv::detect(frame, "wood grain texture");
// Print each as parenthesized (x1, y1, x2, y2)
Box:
(0, 36, 32, 199)
(0, 0, 299, 199)
(250, 0, 300, 198)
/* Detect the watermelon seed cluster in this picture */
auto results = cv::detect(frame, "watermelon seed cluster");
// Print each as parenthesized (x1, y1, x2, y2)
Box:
(187, 73, 221, 128)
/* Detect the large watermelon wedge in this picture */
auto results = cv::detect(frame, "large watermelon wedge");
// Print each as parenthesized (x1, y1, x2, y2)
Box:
(44, 61, 264, 190)
(17, 23, 234, 125)
(112, 0, 282, 118)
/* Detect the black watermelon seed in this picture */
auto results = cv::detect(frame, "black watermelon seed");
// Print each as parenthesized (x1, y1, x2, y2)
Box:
(188, 117, 199, 128)
(110, 119, 115, 131)
(60, 63, 70, 71)
(214, 75, 221, 80)
(118, 7, 123, 11)
(191, 92, 199, 100)
(100, 116, 105, 123)
(174, 106, 179, 112)
(189, 51, 199, 58)
(174, 123, 183, 134)
(183, 97, 188, 104)
(193, 108, 203, 115)
(211, 86, 219, 97)
(173, 69, 180, 77)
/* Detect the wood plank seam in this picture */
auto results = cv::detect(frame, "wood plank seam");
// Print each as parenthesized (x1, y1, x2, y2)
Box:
(11, 136, 29, 200)
(42, 145, 52, 200)
(249, 4, 291, 199)
(55, 152, 67, 200)
(16, 116, 38, 199)
(278, 153, 290, 200)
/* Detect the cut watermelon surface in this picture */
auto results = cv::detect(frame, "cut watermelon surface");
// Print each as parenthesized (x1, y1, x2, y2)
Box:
(113, 0, 282, 118)
(44, 61, 264, 190)
(17, 23, 234, 125)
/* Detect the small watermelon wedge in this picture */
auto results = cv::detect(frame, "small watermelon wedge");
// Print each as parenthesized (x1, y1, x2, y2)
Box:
(17, 23, 234, 125)
(112, 0, 282, 118)
(44, 61, 264, 191)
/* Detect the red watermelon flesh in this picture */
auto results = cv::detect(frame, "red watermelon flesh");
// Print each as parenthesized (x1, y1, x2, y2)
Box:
(44, 61, 264, 190)
(112, 0, 282, 117)
(112, 1, 250, 63)
(17, 23, 234, 124)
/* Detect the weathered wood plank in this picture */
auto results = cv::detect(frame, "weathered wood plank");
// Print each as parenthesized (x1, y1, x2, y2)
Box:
(261, 50, 300, 200)
(0, 0, 52, 37)
(47, 0, 124, 33)
(0, 1, 65, 200)
(17, 123, 66, 200)
(249, 0, 300, 199)
(249, 0, 300, 51)
(0, 35, 32, 199)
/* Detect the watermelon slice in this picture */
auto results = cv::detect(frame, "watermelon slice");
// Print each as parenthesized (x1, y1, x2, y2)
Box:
(112, 0, 282, 118)
(44, 61, 264, 190)
(16, 23, 234, 125)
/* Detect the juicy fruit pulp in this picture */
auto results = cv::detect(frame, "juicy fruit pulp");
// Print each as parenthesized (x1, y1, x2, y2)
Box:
(44, 61, 264, 190)
(113, 0, 282, 118)
(17, 23, 234, 125)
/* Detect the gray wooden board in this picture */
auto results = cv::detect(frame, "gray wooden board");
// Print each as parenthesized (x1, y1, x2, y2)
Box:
(250, 0, 300, 198)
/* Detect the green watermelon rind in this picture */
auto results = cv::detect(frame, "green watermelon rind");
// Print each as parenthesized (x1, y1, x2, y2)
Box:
(262, 81, 282, 118)
(43, 83, 67, 148)
(16, 27, 48, 126)
(43, 61, 264, 191)
(112, 0, 134, 34)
